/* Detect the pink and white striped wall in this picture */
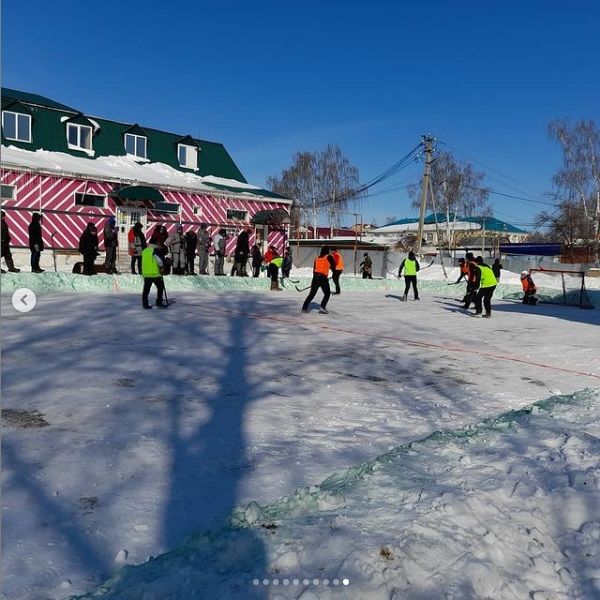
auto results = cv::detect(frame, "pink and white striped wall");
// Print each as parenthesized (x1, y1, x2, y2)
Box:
(1, 168, 290, 255)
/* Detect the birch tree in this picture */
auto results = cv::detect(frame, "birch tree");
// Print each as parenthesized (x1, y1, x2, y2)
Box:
(267, 145, 361, 236)
(539, 119, 600, 248)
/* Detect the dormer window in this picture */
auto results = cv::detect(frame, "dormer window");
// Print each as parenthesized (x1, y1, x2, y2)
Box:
(125, 133, 147, 159)
(178, 144, 198, 170)
(2, 111, 32, 143)
(67, 123, 92, 151)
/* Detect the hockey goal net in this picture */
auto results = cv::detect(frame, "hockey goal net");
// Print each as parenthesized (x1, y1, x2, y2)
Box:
(528, 267, 595, 309)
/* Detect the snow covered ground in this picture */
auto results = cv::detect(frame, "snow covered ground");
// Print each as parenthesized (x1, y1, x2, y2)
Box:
(1, 270, 599, 599)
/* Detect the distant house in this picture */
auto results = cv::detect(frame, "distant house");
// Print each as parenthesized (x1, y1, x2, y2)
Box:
(0, 88, 292, 255)
(370, 213, 528, 246)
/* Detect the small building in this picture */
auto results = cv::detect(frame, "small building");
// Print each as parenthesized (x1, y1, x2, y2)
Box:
(370, 213, 528, 247)
(1, 88, 291, 259)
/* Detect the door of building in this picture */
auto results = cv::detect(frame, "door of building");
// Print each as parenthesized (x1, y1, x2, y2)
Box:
(116, 207, 147, 255)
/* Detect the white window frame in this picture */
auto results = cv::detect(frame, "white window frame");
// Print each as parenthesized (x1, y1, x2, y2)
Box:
(177, 144, 198, 170)
(226, 208, 248, 222)
(193, 205, 203, 216)
(1, 184, 16, 200)
(2, 111, 32, 143)
(74, 191, 106, 208)
(124, 133, 148, 159)
(67, 123, 93, 152)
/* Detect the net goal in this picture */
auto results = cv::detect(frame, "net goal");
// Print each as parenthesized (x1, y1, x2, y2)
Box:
(527, 267, 595, 309)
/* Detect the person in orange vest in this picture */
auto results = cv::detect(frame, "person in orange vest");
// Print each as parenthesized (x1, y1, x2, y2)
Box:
(462, 252, 479, 308)
(331, 247, 344, 294)
(301, 245, 336, 314)
(521, 271, 538, 305)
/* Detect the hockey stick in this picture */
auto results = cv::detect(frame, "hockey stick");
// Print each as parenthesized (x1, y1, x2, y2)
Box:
(295, 277, 333, 292)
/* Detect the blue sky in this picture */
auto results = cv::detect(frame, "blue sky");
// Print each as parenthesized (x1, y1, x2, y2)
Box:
(3, 0, 599, 228)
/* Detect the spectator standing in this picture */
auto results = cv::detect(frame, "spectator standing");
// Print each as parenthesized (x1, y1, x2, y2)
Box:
(251, 243, 262, 277)
(234, 229, 250, 276)
(359, 252, 372, 279)
(128, 222, 146, 275)
(213, 228, 227, 275)
(103, 217, 119, 274)
(1, 210, 20, 272)
(79, 222, 99, 275)
(197, 223, 211, 275)
(167, 224, 186, 275)
(28, 212, 45, 273)
(185, 229, 198, 274)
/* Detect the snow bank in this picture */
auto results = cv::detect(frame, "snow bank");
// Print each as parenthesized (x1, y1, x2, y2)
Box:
(71, 389, 600, 600)
(2, 269, 599, 308)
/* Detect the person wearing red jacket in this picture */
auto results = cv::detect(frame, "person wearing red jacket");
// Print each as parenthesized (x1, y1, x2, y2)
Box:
(521, 271, 538, 305)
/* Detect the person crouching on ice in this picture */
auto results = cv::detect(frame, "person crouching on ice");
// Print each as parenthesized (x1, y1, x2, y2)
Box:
(141, 236, 167, 309)
(301, 245, 336, 314)
(521, 271, 538, 305)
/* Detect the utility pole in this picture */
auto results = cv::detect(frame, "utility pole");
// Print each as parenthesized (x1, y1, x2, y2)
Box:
(416, 135, 435, 255)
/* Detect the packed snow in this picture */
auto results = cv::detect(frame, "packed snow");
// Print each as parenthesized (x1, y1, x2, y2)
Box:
(1, 268, 599, 600)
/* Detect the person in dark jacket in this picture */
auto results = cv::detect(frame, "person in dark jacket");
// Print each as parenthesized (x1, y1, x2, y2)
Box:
(282, 247, 293, 278)
(301, 246, 336, 314)
(492, 258, 503, 281)
(78, 222, 99, 275)
(233, 229, 250, 276)
(251, 243, 262, 277)
(185, 229, 198, 274)
(1, 210, 20, 272)
(398, 250, 420, 300)
(359, 252, 372, 279)
(28, 212, 45, 273)
(128, 222, 146, 275)
(103, 217, 119, 274)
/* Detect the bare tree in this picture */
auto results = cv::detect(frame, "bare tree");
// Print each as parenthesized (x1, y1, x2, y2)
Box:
(408, 152, 491, 246)
(267, 145, 361, 236)
(538, 119, 600, 247)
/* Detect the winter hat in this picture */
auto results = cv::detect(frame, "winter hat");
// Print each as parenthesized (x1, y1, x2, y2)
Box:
(176, 224, 183, 231)
(521, 270, 529, 276)
(108, 217, 116, 225)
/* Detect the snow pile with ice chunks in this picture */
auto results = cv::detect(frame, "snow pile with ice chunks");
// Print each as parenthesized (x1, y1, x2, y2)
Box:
(2, 264, 599, 307)
(73, 389, 600, 600)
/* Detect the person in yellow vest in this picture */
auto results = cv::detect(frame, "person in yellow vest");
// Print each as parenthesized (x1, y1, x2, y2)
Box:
(301, 245, 336, 314)
(141, 236, 167, 309)
(471, 256, 497, 318)
(331, 247, 344, 294)
(398, 251, 420, 301)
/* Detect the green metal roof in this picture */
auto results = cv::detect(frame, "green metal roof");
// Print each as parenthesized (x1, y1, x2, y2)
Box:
(383, 213, 526, 233)
(2, 88, 79, 112)
(0, 87, 247, 182)
(110, 185, 164, 203)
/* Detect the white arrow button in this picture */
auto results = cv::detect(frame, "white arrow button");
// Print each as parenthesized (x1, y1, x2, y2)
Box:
(12, 288, 37, 313)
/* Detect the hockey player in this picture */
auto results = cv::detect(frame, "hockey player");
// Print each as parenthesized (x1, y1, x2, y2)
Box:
(301, 246, 336, 314)
(471, 256, 497, 318)
(521, 271, 538, 305)
(398, 251, 420, 300)
(141, 236, 168, 309)
(331, 247, 344, 294)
